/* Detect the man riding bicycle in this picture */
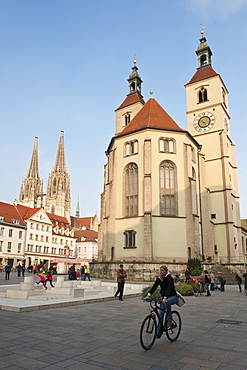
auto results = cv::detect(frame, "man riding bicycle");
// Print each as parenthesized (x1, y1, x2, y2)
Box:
(143, 265, 178, 338)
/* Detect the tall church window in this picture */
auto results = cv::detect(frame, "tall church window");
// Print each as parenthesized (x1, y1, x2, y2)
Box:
(160, 161, 177, 216)
(125, 163, 138, 217)
(198, 87, 208, 103)
(125, 113, 131, 126)
(191, 168, 198, 215)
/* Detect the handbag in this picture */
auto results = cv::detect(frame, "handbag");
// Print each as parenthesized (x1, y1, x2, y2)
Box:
(176, 292, 185, 307)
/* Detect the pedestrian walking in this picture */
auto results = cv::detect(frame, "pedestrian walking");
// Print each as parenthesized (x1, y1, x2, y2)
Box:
(36, 274, 47, 289)
(4, 263, 11, 280)
(114, 264, 127, 301)
(83, 265, 91, 281)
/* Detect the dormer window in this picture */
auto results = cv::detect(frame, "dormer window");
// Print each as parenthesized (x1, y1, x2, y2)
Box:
(12, 219, 20, 225)
(0, 216, 4, 221)
(198, 87, 208, 103)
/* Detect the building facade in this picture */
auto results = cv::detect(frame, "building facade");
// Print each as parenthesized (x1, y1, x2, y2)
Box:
(97, 34, 243, 276)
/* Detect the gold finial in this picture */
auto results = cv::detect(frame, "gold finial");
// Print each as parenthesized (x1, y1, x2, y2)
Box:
(133, 53, 137, 65)
(200, 23, 205, 36)
(150, 90, 154, 98)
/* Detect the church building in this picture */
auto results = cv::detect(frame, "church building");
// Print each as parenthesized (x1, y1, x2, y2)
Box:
(97, 32, 242, 277)
(19, 131, 71, 220)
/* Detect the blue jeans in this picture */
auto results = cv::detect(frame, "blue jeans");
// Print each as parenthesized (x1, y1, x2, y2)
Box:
(157, 295, 178, 335)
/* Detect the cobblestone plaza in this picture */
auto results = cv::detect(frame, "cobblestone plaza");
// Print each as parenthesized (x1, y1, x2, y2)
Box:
(0, 274, 246, 369)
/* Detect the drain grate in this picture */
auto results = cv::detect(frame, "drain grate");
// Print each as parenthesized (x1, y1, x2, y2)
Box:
(216, 319, 242, 325)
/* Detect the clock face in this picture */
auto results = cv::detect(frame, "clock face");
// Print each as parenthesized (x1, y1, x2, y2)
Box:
(193, 112, 215, 132)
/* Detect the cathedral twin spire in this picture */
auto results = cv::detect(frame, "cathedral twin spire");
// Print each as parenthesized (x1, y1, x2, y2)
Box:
(19, 131, 71, 220)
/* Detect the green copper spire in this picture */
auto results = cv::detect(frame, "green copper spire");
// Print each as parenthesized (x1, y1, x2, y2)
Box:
(76, 196, 80, 218)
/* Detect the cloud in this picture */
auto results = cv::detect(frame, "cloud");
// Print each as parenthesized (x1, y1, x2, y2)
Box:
(187, 0, 247, 16)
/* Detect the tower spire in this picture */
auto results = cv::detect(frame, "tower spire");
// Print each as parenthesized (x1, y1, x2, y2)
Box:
(127, 56, 143, 96)
(19, 137, 44, 207)
(45, 131, 71, 219)
(196, 27, 213, 69)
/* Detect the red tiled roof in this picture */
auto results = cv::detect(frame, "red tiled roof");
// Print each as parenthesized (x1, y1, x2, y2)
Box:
(116, 98, 183, 137)
(74, 229, 98, 242)
(16, 204, 41, 219)
(46, 212, 71, 227)
(71, 216, 93, 229)
(115, 92, 145, 111)
(0, 201, 26, 226)
(185, 65, 218, 85)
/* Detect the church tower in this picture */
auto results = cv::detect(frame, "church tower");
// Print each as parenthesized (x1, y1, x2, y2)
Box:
(19, 137, 44, 208)
(185, 30, 241, 263)
(45, 131, 71, 220)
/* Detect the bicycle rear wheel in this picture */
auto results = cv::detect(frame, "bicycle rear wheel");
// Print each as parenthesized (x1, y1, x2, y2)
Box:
(165, 310, 181, 342)
(140, 314, 157, 350)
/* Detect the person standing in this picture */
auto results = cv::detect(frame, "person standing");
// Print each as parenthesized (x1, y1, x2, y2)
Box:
(185, 269, 190, 283)
(235, 273, 242, 292)
(242, 270, 247, 294)
(21, 264, 25, 277)
(210, 272, 215, 291)
(70, 263, 76, 280)
(114, 264, 127, 301)
(17, 263, 22, 277)
(219, 276, 226, 291)
(143, 265, 178, 338)
(33, 265, 38, 274)
(5, 263, 11, 280)
(80, 265, 85, 280)
(204, 270, 211, 296)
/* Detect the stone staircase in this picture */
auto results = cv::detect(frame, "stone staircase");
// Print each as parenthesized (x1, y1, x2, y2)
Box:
(207, 264, 240, 284)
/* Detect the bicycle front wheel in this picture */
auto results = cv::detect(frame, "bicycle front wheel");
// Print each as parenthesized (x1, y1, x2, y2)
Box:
(140, 314, 157, 350)
(165, 310, 181, 342)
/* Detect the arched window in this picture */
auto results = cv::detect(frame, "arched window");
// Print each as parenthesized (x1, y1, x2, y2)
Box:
(125, 163, 138, 217)
(159, 138, 176, 154)
(160, 161, 177, 216)
(200, 54, 207, 66)
(198, 87, 208, 103)
(124, 140, 138, 157)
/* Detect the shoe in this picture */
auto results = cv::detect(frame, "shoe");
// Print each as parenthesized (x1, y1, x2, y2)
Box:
(114, 293, 118, 297)
(119, 298, 123, 301)
(167, 321, 173, 328)
(156, 334, 162, 338)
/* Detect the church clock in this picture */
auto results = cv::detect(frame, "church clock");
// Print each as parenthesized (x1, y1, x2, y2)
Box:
(193, 112, 215, 132)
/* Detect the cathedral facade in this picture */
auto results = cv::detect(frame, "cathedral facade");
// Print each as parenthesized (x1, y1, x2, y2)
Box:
(97, 33, 242, 274)
(19, 131, 71, 220)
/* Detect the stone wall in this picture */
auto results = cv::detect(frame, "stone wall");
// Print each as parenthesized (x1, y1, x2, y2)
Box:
(90, 261, 187, 282)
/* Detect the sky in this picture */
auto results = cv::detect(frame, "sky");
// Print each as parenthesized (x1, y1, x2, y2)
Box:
(1, 0, 247, 218)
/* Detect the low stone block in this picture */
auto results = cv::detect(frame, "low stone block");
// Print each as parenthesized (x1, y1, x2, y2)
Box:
(24, 276, 34, 284)
(71, 288, 84, 298)
(19, 282, 35, 291)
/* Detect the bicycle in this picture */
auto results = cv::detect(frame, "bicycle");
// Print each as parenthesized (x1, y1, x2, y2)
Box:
(140, 299, 181, 350)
